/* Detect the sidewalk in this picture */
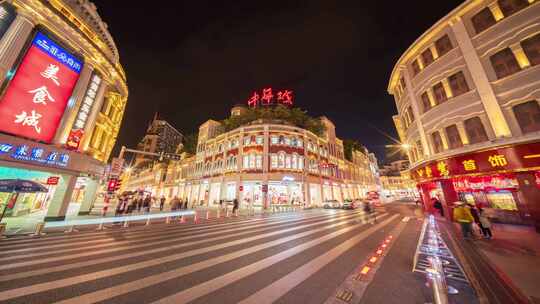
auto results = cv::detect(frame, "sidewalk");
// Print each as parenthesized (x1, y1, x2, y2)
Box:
(439, 218, 540, 304)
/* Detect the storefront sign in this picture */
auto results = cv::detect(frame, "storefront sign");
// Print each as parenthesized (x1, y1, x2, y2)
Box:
(0, 31, 82, 143)
(412, 142, 540, 181)
(72, 73, 101, 131)
(65, 129, 84, 150)
(46, 176, 60, 185)
(0, 142, 70, 167)
(247, 88, 293, 107)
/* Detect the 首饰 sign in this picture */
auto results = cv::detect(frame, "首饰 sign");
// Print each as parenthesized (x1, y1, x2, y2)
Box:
(0, 31, 82, 143)
(412, 142, 540, 181)
(247, 88, 293, 107)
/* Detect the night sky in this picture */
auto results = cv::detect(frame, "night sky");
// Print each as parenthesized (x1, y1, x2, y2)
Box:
(92, 0, 463, 162)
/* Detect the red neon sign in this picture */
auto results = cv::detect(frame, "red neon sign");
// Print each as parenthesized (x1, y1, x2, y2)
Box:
(247, 88, 294, 107)
(0, 33, 81, 143)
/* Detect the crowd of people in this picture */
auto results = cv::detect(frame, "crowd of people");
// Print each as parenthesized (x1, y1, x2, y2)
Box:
(429, 197, 492, 240)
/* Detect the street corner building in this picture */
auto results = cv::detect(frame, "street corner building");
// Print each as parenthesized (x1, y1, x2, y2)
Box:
(388, 0, 540, 230)
(145, 104, 380, 210)
(0, 0, 128, 232)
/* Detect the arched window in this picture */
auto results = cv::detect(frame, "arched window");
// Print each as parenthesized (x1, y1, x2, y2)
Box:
(292, 153, 298, 169)
(285, 154, 291, 169)
(271, 154, 278, 168)
(278, 152, 285, 168)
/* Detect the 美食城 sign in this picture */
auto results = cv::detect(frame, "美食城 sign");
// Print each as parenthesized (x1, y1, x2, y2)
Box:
(0, 31, 83, 143)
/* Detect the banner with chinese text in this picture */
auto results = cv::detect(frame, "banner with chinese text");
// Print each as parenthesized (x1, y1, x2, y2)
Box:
(0, 31, 83, 143)
(412, 142, 540, 181)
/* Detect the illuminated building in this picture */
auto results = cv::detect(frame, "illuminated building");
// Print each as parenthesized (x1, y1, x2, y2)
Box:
(160, 103, 379, 208)
(379, 160, 418, 200)
(0, 0, 128, 231)
(388, 0, 540, 229)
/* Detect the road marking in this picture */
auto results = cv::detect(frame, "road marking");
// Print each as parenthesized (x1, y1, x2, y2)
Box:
(51, 213, 389, 304)
(0, 211, 371, 301)
(236, 215, 399, 304)
(0, 211, 359, 270)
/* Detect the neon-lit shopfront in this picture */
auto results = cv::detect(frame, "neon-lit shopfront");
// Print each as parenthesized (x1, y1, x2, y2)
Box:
(414, 142, 540, 229)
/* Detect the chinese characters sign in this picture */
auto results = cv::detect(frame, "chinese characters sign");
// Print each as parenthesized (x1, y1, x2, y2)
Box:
(247, 88, 293, 107)
(0, 142, 70, 167)
(0, 31, 82, 143)
(412, 142, 540, 181)
(73, 73, 101, 130)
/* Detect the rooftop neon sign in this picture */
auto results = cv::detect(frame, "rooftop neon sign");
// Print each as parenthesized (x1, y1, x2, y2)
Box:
(247, 88, 293, 107)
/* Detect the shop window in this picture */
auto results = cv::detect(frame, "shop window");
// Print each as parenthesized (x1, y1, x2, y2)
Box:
(471, 7, 496, 34)
(490, 48, 521, 79)
(445, 124, 463, 149)
(411, 59, 421, 76)
(465, 117, 489, 144)
(271, 154, 278, 168)
(435, 35, 453, 57)
(513, 101, 540, 134)
(498, 0, 528, 17)
(521, 32, 540, 66)
(421, 92, 432, 112)
(448, 71, 470, 97)
(421, 49, 434, 67)
(432, 82, 448, 104)
(431, 131, 444, 154)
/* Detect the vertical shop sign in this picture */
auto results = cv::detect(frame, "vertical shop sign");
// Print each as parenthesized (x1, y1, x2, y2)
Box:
(0, 31, 82, 143)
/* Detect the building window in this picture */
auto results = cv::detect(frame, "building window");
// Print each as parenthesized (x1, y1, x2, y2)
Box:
(421, 49, 434, 67)
(292, 154, 298, 169)
(243, 136, 251, 146)
(498, 0, 528, 17)
(400, 77, 406, 90)
(490, 48, 521, 79)
(243, 155, 249, 169)
(284, 137, 291, 146)
(445, 124, 463, 149)
(278, 153, 285, 168)
(271, 136, 279, 145)
(299, 156, 304, 170)
(285, 154, 291, 169)
(255, 135, 263, 145)
(421, 92, 432, 112)
(411, 59, 421, 76)
(521, 33, 540, 66)
(256, 154, 262, 169)
(435, 35, 453, 57)
(249, 154, 256, 168)
(448, 71, 470, 96)
(513, 101, 540, 134)
(465, 117, 489, 144)
(471, 7, 496, 34)
(432, 82, 447, 104)
(297, 139, 303, 148)
(416, 140, 423, 158)
(271, 154, 278, 168)
(431, 131, 444, 154)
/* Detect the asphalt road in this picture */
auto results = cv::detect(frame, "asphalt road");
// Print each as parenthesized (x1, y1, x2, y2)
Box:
(0, 206, 416, 304)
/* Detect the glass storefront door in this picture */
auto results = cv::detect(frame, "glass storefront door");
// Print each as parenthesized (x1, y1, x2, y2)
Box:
(209, 183, 221, 205)
(323, 184, 332, 201)
(309, 183, 321, 206)
(242, 182, 263, 208)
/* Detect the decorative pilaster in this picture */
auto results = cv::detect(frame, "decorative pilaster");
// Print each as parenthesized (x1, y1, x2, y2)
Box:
(0, 14, 34, 84)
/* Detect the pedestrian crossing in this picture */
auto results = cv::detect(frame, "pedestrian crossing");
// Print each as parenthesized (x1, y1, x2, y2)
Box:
(0, 209, 401, 304)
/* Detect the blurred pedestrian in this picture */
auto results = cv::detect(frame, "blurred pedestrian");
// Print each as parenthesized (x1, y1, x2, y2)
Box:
(137, 196, 143, 212)
(233, 198, 239, 216)
(479, 209, 492, 239)
(467, 203, 481, 234)
(453, 201, 474, 239)
(160, 195, 166, 211)
(143, 195, 151, 213)
(433, 198, 444, 217)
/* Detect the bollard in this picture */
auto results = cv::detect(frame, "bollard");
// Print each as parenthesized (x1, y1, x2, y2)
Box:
(180, 215, 185, 223)
(206, 210, 210, 220)
(165, 216, 171, 224)
(145, 216, 151, 226)
(0, 223, 6, 238)
(123, 220, 130, 228)
(32, 222, 46, 236)
(226, 208, 230, 217)
(194, 212, 198, 223)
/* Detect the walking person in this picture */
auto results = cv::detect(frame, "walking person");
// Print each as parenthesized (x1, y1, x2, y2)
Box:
(432, 198, 444, 217)
(232, 198, 239, 216)
(467, 203, 481, 235)
(143, 195, 151, 213)
(137, 196, 143, 212)
(478, 209, 493, 239)
(159, 195, 166, 211)
(453, 201, 474, 240)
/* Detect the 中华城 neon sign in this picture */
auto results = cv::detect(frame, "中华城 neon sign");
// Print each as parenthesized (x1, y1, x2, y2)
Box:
(247, 88, 293, 107)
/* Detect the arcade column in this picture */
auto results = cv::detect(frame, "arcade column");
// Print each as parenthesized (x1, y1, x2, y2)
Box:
(77, 177, 99, 216)
(45, 174, 77, 221)
(515, 172, 540, 232)
(439, 179, 459, 221)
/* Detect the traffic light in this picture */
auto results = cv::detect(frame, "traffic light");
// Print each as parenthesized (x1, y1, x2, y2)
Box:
(115, 179, 122, 191)
(107, 178, 118, 192)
